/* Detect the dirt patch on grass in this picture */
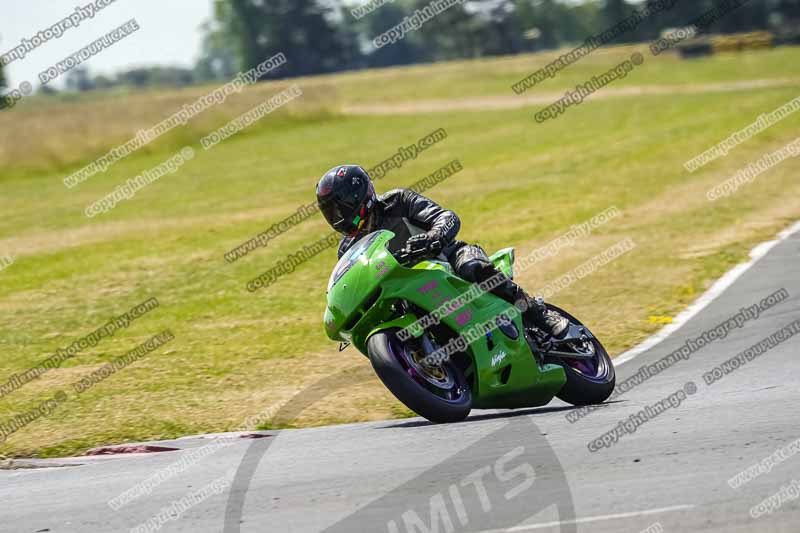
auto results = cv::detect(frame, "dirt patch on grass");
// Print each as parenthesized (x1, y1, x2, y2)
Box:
(342, 79, 800, 115)
(0, 203, 305, 259)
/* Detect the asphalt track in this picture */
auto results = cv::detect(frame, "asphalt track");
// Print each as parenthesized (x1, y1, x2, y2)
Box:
(2, 224, 799, 533)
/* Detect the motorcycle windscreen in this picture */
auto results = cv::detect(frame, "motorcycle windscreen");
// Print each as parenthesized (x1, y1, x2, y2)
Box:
(327, 231, 385, 292)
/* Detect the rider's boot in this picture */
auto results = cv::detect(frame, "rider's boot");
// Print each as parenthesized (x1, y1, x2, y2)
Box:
(481, 266, 569, 339)
(452, 245, 569, 339)
(524, 295, 569, 339)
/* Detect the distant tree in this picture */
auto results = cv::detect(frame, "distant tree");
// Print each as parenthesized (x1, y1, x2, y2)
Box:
(530, 0, 563, 50)
(772, 0, 800, 40)
(601, 0, 637, 42)
(638, 0, 790, 37)
(194, 19, 239, 81)
(152, 67, 195, 87)
(114, 67, 195, 88)
(199, 0, 800, 79)
(91, 74, 115, 90)
(636, 0, 691, 40)
(37, 84, 59, 95)
(512, 0, 539, 52)
(602, 0, 631, 24)
(541, 0, 598, 47)
(0, 33, 6, 90)
(118, 68, 149, 88)
(220, 0, 358, 78)
(777, 0, 800, 19)
(410, 0, 483, 60)
(0, 60, 7, 111)
(359, 2, 423, 67)
(714, 1, 771, 33)
(65, 67, 95, 92)
(569, 1, 604, 41)
(476, 0, 524, 56)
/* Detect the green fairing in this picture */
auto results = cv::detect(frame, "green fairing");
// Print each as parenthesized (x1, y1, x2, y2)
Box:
(324, 230, 566, 409)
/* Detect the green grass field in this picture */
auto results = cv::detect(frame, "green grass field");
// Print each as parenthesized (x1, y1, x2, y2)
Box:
(1, 45, 799, 457)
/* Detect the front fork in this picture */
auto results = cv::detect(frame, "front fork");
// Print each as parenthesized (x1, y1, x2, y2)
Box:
(524, 310, 597, 364)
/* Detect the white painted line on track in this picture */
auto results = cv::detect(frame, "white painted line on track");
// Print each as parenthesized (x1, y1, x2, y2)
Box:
(477, 503, 696, 532)
(614, 220, 800, 367)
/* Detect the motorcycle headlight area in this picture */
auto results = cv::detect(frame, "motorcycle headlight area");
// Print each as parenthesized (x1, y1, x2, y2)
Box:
(327, 231, 384, 292)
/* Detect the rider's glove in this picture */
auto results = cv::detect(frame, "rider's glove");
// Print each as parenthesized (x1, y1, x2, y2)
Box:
(405, 231, 443, 257)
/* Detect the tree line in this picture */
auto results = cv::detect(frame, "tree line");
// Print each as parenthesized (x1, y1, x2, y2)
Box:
(1, 0, 798, 93)
(197, 0, 800, 80)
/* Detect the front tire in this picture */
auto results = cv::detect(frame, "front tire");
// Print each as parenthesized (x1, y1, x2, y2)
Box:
(368, 329, 472, 424)
(545, 305, 615, 406)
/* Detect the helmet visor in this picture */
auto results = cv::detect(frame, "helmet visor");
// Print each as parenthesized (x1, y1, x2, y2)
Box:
(319, 195, 359, 234)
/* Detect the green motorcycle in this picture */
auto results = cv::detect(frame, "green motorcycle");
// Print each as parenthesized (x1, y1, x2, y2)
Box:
(324, 230, 615, 423)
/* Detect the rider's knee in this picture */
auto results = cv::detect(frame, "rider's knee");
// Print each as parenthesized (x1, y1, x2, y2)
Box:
(452, 244, 494, 283)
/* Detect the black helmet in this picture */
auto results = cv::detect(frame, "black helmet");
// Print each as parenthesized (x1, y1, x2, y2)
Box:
(316, 165, 377, 235)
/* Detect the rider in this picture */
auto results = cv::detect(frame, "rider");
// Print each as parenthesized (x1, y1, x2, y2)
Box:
(315, 165, 569, 338)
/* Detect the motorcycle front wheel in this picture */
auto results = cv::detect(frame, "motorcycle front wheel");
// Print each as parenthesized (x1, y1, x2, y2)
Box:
(544, 305, 616, 406)
(368, 329, 472, 424)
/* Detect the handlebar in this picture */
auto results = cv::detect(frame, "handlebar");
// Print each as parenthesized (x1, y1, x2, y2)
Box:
(392, 239, 443, 265)
(392, 247, 427, 265)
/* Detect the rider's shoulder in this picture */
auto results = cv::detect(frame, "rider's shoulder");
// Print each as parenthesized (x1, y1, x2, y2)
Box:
(378, 188, 407, 201)
(379, 188, 419, 204)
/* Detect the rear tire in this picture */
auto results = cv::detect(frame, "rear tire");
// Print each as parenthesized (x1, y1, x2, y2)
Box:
(368, 329, 472, 424)
(545, 305, 615, 406)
